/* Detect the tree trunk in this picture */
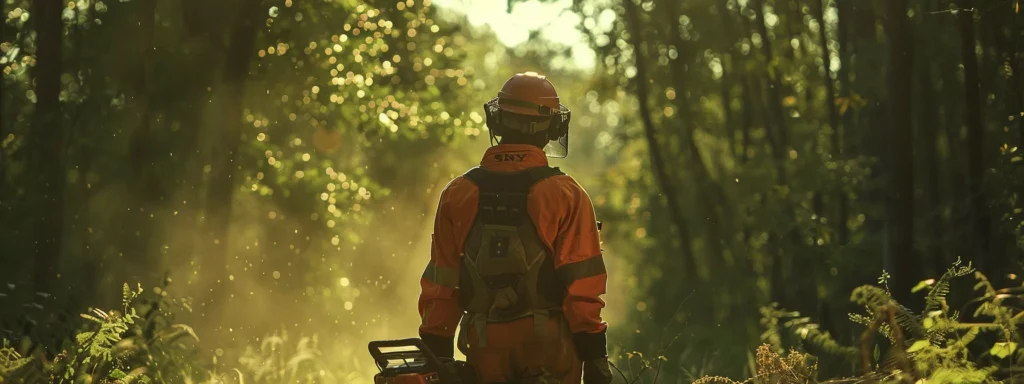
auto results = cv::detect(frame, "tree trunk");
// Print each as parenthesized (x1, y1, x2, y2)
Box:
(124, 0, 161, 283)
(958, 0, 993, 279)
(66, 5, 100, 305)
(938, 58, 970, 265)
(882, 0, 916, 307)
(919, 63, 949, 277)
(740, 79, 754, 165)
(718, 0, 739, 160)
(751, 0, 817, 313)
(834, 0, 855, 246)
(30, 0, 66, 297)
(203, 3, 261, 310)
(780, 0, 799, 61)
(657, 0, 733, 288)
(812, 0, 847, 248)
(914, 2, 948, 277)
(751, 0, 791, 185)
(660, 0, 730, 225)
(623, 0, 695, 263)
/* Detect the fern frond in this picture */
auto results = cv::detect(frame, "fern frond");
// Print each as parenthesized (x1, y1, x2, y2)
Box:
(849, 313, 873, 327)
(925, 259, 974, 313)
(850, 285, 926, 339)
(792, 324, 859, 359)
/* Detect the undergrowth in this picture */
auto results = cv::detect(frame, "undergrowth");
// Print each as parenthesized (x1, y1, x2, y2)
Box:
(698, 259, 1021, 384)
(2, 258, 1020, 383)
(0, 279, 333, 383)
(610, 259, 1021, 384)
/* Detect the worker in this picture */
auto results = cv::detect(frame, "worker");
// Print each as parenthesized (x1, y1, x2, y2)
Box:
(417, 72, 613, 384)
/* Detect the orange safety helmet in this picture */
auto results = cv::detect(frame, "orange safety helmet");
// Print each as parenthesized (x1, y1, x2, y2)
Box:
(484, 72, 572, 157)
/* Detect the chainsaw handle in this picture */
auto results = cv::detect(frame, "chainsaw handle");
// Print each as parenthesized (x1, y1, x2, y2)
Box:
(367, 338, 446, 373)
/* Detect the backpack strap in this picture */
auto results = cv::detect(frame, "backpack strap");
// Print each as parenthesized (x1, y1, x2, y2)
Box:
(462, 166, 565, 227)
(462, 166, 565, 194)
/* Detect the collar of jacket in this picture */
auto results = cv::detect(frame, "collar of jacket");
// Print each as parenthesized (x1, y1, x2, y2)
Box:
(479, 144, 549, 172)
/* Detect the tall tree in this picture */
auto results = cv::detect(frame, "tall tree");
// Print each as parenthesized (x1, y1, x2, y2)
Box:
(834, 0, 854, 246)
(915, 0, 950, 278)
(749, 0, 819, 314)
(124, 0, 161, 281)
(882, 0, 915, 307)
(659, 0, 730, 278)
(958, 0, 993, 278)
(622, 0, 698, 279)
(29, 0, 66, 296)
(919, 60, 949, 276)
(812, 0, 848, 246)
(750, 0, 791, 186)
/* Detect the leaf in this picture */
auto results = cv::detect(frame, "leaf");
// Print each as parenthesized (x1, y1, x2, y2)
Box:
(912, 279, 933, 293)
(836, 97, 850, 116)
(109, 369, 127, 379)
(908, 340, 930, 352)
(928, 367, 991, 384)
(80, 313, 103, 323)
(990, 342, 1017, 359)
(76, 331, 96, 343)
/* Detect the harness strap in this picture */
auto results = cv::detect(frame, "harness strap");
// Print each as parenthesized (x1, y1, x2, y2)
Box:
(533, 309, 550, 339)
(457, 312, 489, 354)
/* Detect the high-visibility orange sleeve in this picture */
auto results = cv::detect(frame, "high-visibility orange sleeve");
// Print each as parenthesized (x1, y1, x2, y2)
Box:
(528, 175, 608, 335)
(418, 176, 478, 338)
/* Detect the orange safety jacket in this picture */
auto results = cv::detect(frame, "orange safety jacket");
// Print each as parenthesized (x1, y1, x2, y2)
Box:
(418, 143, 608, 341)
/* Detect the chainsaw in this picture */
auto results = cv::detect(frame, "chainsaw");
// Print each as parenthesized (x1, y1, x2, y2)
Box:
(368, 338, 478, 384)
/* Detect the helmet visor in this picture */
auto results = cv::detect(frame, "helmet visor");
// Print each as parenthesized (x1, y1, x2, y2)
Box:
(544, 113, 569, 158)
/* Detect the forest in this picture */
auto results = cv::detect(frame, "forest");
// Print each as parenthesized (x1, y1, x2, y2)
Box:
(0, 0, 1022, 382)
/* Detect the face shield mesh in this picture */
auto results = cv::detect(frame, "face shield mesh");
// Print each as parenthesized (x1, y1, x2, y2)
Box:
(543, 112, 570, 158)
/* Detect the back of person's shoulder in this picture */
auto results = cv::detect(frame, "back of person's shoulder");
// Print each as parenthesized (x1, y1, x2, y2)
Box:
(441, 173, 476, 196)
(533, 168, 587, 198)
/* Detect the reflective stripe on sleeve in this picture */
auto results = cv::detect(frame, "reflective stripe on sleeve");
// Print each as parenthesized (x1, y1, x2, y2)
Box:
(556, 255, 607, 283)
(422, 260, 460, 288)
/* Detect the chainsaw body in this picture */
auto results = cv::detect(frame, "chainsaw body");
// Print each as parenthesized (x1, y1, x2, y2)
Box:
(368, 338, 477, 384)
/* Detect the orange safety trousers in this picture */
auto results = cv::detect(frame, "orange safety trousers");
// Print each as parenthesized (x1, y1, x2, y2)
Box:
(463, 316, 582, 384)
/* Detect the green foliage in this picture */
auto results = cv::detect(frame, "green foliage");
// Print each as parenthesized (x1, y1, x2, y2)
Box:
(738, 261, 1023, 384)
(0, 340, 32, 383)
(0, 281, 347, 384)
(0, 282, 204, 383)
(236, 331, 331, 384)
